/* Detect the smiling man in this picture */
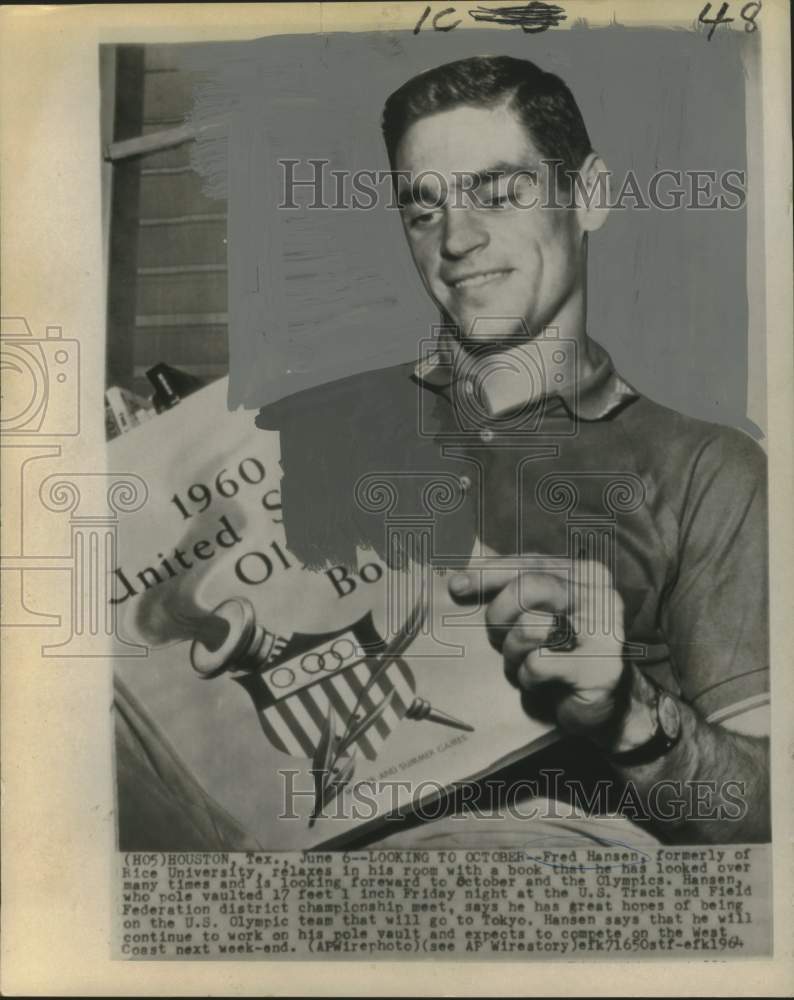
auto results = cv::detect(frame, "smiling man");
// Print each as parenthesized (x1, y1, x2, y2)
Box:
(390, 103, 595, 350)
(255, 54, 771, 850)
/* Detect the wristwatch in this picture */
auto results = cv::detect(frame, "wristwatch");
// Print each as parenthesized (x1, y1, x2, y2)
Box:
(608, 681, 682, 767)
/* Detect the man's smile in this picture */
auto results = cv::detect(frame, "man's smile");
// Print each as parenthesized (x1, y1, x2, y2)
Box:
(445, 268, 514, 290)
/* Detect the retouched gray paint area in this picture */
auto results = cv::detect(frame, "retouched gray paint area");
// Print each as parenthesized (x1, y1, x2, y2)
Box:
(185, 27, 756, 433)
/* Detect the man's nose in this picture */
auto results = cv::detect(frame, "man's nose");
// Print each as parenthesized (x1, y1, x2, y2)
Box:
(441, 206, 489, 258)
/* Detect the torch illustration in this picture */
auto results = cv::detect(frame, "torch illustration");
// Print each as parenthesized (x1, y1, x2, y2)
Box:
(189, 595, 474, 765)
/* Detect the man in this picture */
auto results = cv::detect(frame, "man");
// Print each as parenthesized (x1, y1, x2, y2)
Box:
(259, 55, 769, 846)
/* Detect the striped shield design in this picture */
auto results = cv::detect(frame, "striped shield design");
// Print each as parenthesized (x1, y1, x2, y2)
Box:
(233, 614, 417, 762)
(260, 656, 415, 761)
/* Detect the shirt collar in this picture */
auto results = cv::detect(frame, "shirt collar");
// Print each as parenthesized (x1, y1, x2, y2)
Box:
(412, 332, 638, 422)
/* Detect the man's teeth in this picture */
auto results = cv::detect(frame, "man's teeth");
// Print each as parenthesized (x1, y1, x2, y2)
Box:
(452, 270, 509, 288)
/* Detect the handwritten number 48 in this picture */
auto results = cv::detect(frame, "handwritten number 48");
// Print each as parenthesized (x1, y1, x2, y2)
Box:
(698, 1, 762, 41)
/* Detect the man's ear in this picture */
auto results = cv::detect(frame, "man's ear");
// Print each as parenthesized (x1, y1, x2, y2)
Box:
(574, 152, 610, 233)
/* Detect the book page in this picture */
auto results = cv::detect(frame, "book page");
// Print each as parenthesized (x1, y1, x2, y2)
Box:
(110, 378, 557, 849)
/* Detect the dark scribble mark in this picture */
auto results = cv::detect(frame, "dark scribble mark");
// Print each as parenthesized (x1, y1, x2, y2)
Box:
(467, 2, 567, 33)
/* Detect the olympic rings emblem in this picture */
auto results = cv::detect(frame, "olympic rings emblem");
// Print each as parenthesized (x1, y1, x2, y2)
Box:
(301, 638, 358, 674)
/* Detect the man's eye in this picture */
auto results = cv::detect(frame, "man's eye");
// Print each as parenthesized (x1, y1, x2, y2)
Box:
(409, 210, 441, 228)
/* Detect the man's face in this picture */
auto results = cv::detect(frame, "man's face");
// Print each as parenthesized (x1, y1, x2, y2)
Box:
(394, 104, 585, 346)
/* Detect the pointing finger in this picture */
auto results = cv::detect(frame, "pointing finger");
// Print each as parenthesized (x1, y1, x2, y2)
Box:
(449, 563, 572, 610)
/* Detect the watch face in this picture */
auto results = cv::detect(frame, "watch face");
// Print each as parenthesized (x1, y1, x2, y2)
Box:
(658, 692, 681, 742)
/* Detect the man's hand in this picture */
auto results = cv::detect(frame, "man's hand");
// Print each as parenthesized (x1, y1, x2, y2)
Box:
(447, 552, 770, 843)
(447, 554, 654, 747)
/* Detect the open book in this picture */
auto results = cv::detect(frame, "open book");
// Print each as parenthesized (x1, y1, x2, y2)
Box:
(111, 378, 558, 850)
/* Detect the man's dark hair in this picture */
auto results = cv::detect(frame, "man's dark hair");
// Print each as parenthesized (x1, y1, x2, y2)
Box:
(382, 55, 593, 182)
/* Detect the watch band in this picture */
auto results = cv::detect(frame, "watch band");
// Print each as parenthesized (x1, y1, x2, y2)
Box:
(608, 684, 682, 767)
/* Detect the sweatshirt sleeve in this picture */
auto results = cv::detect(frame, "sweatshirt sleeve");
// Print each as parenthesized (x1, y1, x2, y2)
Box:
(659, 427, 769, 718)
